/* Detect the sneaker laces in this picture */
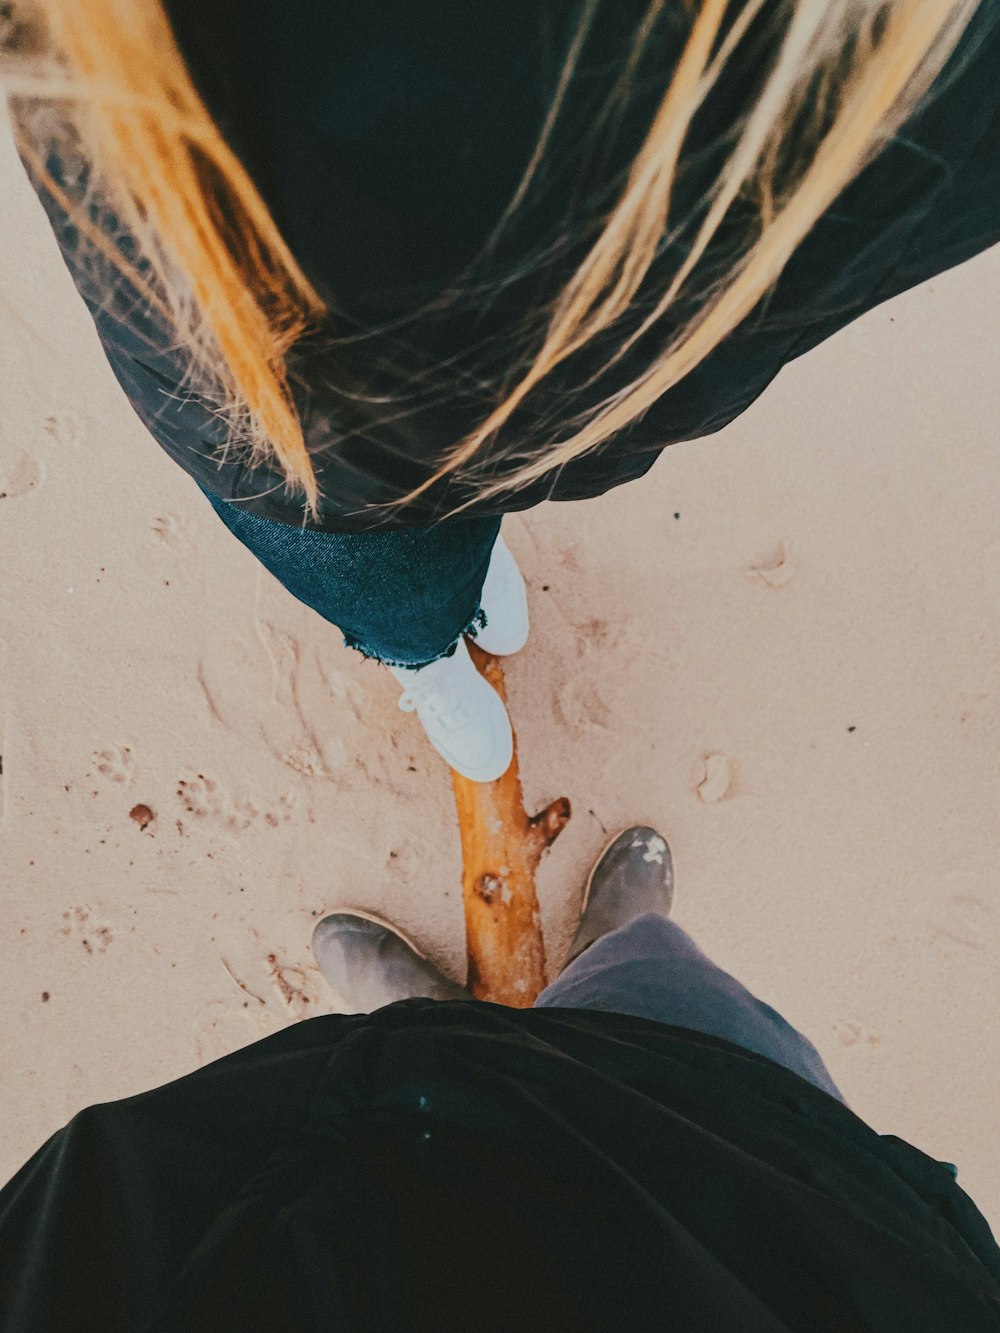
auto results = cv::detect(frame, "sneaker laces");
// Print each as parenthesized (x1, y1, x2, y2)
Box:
(397, 673, 474, 732)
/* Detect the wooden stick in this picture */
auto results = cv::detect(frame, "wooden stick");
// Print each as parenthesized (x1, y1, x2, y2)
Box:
(452, 642, 571, 1006)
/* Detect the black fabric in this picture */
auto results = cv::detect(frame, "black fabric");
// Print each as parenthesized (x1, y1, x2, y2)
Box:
(12, 0, 1000, 534)
(0, 1001, 998, 1331)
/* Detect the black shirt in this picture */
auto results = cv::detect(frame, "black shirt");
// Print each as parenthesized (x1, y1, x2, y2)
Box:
(14, 0, 1000, 531)
(1, 1001, 998, 1330)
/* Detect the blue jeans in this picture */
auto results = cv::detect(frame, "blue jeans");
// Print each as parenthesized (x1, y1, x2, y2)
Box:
(199, 487, 502, 668)
(535, 913, 847, 1103)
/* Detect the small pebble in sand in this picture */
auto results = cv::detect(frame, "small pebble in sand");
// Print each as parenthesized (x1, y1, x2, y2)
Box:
(129, 803, 155, 831)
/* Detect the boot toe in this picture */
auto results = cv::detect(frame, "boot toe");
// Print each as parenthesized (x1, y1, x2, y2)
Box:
(566, 826, 674, 965)
(312, 911, 470, 1008)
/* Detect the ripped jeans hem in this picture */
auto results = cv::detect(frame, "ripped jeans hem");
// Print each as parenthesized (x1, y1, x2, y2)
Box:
(342, 606, 489, 670)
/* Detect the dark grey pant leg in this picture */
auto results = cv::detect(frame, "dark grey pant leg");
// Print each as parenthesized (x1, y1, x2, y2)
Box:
(534, 912, 845, 1103)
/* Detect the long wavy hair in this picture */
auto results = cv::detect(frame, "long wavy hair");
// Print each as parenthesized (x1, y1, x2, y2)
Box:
(0, 0, 983, 521)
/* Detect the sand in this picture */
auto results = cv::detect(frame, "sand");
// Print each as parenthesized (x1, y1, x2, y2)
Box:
(2, 114, 999, 1225)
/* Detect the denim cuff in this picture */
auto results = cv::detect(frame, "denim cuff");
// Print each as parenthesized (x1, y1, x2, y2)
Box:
(342, 606, 489, 670)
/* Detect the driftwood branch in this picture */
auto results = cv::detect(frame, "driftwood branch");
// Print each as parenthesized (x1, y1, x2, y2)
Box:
(452, 642, 571, 1006)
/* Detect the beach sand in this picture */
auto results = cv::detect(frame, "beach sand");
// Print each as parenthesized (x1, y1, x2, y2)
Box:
(2, 116, 999, 1224)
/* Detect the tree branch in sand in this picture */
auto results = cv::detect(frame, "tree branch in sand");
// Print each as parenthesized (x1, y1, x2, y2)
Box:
(452, 642, 571, 1007)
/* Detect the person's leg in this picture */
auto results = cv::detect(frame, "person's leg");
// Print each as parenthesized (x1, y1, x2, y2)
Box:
(198, 488, 515, 780)
(199, 486, 501, 668)
(534, 913, 846, 1103)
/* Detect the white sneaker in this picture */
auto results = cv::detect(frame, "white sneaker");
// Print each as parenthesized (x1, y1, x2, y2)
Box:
(471, 533, 530, 656)
(389, 637, 513, 782)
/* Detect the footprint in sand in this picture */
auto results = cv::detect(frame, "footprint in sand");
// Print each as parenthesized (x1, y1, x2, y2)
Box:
(833, 1017, 880, 1049)
(176, 772, 296, 831)
(574, 617, 612, 652)
(43, 411, 85, 448)
(177, 773, 249, 829)
(281, 738, 336, 779)
(152, 513, 183, 546)
(921, 891, 995, 952)
(91, 744, 134, 787)
(0, 451, 44, 500)
(58, 906, 114, 955)
(552, 679, 611, 734)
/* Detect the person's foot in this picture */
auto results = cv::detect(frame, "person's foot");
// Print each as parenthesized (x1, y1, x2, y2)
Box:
(312, 910, 471, 1011)
(470, 533, 530, 656)
(389, 636, 513, 783)
(564, 826, 674, 968)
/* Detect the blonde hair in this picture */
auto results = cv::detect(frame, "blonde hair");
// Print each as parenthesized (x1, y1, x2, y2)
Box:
(1, 0, 983, 522)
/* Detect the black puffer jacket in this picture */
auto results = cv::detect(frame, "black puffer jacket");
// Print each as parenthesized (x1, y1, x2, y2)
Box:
(1, 1002, 999, 1330)
(15, 0, 1000, 531)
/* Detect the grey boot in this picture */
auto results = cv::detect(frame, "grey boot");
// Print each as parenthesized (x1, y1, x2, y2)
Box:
(312, 910, 471, 1011)
(565, 826, 674, 967)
